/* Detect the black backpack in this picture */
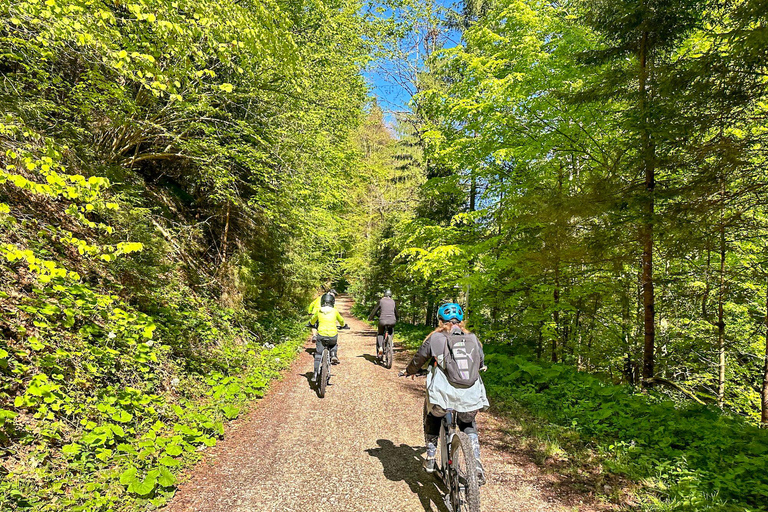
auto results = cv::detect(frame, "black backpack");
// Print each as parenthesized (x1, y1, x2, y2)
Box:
(439, 331, 483, 388)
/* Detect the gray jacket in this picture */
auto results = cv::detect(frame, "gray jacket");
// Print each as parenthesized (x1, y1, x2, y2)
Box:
(368, 296, 399, 325)
(406, 328, 489, 413)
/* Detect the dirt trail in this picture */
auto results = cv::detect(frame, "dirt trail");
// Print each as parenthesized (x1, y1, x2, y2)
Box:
(167, 298, 611, 512)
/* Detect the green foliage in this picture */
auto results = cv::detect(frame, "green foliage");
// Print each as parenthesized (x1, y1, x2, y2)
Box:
(1, 0, 372, 510)
(354, 0, 768, 421)
(483, 345, 768, 511)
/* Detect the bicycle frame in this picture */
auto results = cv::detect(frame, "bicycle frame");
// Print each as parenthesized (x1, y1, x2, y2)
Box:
(436, 409, 456, 480)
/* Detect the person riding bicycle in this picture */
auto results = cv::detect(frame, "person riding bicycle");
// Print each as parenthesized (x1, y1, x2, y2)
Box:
(400, 303, 489, 485)
(309, 293, 346, 375)
(368, 289, 399, 359)
(308, 288, 337, 340)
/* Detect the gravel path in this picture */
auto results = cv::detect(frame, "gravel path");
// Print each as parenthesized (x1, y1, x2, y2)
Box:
(166, 298, 612, 512)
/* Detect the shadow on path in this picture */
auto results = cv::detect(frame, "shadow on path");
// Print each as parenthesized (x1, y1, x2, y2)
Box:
(357, 353, 380, 365)
(366, 439, 450, 512)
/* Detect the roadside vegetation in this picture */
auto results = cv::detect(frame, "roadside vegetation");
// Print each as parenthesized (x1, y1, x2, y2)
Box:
(1, 0, 369, 509)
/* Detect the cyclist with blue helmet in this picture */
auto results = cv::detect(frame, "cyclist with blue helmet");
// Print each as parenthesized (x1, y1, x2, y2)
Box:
(400, 302, 489, 485)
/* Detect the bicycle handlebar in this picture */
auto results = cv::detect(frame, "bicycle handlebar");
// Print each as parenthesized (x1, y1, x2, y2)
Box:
(398, 368, 428, 378)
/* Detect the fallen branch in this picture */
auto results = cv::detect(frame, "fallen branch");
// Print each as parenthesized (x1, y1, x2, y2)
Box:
(644, 377, 708, 405)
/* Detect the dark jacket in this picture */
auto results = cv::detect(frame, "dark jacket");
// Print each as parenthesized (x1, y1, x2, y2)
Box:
(368, 296, 399, 325)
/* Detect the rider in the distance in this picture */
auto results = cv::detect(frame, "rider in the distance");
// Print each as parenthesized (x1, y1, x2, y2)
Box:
(400, 303, 489, 485)
(308, 288, 336, 341)
(368, 289, 399, 359)
(309, 292, 345, 375)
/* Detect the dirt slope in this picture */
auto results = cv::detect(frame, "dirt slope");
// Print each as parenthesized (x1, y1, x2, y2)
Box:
(166, 298, 612, 512)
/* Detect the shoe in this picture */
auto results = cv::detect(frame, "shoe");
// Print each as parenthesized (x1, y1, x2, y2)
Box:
(424, 457, 436, 473)
(331, 356, 340, 365)
(377, 348, 383, 359)
(476, 460, 486, 486)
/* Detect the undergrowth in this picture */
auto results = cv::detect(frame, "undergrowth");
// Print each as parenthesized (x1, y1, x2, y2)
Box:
(0, 122, 307, 510)
(483, 344, 768, 512)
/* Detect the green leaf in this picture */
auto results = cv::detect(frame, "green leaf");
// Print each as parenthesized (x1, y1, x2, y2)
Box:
(129, 476, 156, 497)
(158, 455, 181, 467)
(157, 467, 176, 487)
(29, 336, 45, 351)
(165, 444, 183, 456)
(62, 443, 82, 455)
(108, 423, 126, 437)
(120, 466, 138, 485)
(111, 410, 133, 423)
(221, 405, 240, 420)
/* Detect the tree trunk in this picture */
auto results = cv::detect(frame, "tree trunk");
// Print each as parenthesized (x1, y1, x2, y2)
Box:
(552, 264, 560, 363)
(426, 299, 436, 327)
(221, 200, 231, 266)
(717, 196, 726, 408)
(536, 320, 544, 360)
(469, 175, 477, 212)
(762, 276, 768, 428)
(639, 29, 656, 385)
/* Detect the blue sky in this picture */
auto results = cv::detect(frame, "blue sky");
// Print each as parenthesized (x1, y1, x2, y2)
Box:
(362, 0, 463, 124)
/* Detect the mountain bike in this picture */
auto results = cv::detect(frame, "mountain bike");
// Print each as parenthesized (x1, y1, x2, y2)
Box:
(316, 325, 349, 398)
(399, 370, 482, 512)
(428, 405, 481, 512)
(378, 329, 394, 369)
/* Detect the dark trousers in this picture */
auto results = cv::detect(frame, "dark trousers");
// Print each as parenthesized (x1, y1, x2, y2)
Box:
(424, 406, 478, 445)
(314, 335, 338, 374)
(377, 323, 394, 352)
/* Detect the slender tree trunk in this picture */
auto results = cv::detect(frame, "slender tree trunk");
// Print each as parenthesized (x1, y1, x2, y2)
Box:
(536, 320, 544, 360)
(717, 199, 726, 408)
(639, 29, 656, 385)
(575, 308, 583, 370)
(552, 264, 560, 363)
(762, 277, 768, 428)
(469, 175, 477, 212)
(221, 201, 231, 266)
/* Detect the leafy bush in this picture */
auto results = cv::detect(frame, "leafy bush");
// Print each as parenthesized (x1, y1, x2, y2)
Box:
(0, 112, 307, 510)
(483, 345, 768, 511)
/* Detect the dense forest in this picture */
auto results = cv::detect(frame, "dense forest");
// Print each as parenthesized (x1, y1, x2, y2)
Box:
(1, 0, 767, 510)
(0, 0, 370, 508)
(355, 0, 768, 420)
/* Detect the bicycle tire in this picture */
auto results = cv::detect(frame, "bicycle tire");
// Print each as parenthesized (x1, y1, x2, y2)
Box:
(449, 432, 481, 512)
(384, 334, 393, 369)
(318, 348, 329, 398)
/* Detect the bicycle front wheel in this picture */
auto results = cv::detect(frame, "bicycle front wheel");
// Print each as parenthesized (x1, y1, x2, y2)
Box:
(449, 432, 480, 512)
(318, 349, 330, 398)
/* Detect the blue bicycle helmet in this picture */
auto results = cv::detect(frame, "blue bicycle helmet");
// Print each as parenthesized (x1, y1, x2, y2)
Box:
(437, 303, 464, 323)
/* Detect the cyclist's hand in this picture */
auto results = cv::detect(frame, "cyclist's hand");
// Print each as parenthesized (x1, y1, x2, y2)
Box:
(480, 365, 488, 372)
(398, 370, 408, 378)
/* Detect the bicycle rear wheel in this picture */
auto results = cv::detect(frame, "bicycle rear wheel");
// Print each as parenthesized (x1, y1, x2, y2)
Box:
(448, 432, 480, 512)
(318, 348, 330, 398)
(384, 334, 393, 369)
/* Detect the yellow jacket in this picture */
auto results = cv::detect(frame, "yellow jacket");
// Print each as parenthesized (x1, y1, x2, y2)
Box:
(310, 306, 345, 337)
(307, 296, 322, 316)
